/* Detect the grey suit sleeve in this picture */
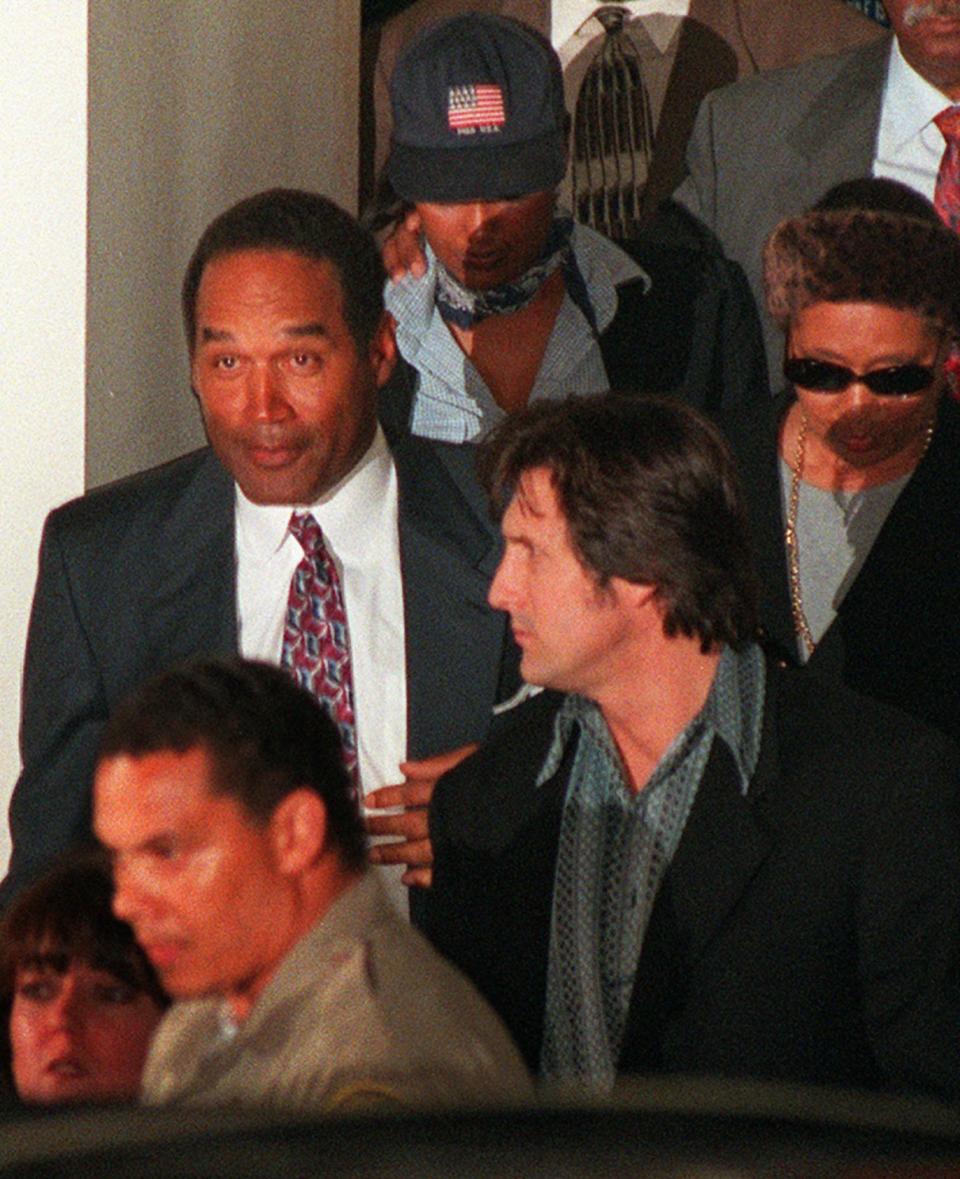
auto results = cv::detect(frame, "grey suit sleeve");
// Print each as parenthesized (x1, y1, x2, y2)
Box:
(2, 514, 108, 904)
(674, 92, 719, 230)
(858, 728, 960, 1101)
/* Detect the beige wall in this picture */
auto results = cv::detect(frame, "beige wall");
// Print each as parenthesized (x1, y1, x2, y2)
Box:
(87, 0, 360, 487)
(1, 0, 360, 877)
(0, 3, 89, 879)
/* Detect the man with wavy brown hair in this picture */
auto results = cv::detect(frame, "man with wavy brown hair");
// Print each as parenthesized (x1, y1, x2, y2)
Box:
(424, 392, 960, 1101)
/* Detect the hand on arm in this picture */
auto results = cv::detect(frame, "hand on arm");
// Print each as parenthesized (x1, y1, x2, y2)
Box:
(365, 743, 478, 887)
(382, 208, 427, 282)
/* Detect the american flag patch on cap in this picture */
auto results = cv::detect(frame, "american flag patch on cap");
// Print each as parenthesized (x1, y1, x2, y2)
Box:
(447, 84, 506, 132)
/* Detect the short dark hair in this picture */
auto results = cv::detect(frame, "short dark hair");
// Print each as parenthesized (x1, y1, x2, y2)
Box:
(0, 849, 168, 1011)
(478, 394, 759, 653)
(182, 188, 387, 354)
(813, 176, 942, 223)
(97, 658, 367, 872)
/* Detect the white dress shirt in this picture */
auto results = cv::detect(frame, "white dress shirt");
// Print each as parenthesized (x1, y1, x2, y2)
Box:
(552, 0, 692, 56)
(874, 38, 953, 202)
(235, 426, 408, 910)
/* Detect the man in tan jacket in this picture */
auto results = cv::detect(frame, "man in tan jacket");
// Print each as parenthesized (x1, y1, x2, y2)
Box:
(94, 659, 531, 1113)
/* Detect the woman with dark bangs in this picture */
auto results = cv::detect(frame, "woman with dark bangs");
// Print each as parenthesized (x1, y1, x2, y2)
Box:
(0, 851, 168, 1105)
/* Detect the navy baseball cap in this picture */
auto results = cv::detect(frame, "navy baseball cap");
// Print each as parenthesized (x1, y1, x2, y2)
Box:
(386, 14, 568, 204)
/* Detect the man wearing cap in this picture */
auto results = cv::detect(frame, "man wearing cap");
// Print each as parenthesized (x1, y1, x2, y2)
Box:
(376, 13, 769, 450)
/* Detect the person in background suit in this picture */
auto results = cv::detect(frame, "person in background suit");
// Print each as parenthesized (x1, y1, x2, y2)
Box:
(4, 188, 519, 913)
(94, 658, 530, 1113)
(363, 0, 883, 227)
(677, 0, 960, 383)
(424, 392, 960, 1100)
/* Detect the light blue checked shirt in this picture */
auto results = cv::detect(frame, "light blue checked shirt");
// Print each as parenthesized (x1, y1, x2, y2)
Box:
(384, 221, 646, 443)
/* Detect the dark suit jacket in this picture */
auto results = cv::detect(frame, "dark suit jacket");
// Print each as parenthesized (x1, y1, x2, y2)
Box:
(5, 433, 519, 903)
(424, 666, 960, 1100)
(676, 36, 891, 384)
(739, 394, 960, 748)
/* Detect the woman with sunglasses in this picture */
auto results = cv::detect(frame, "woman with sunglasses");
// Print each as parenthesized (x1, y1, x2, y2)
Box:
(745, 178, 960, 743)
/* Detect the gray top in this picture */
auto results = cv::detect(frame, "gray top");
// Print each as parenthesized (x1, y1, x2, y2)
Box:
(778, 457, 909, 659)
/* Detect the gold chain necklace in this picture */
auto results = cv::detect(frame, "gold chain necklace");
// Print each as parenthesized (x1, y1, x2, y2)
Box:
(783, 410, 936, 659)
(784, 413, 816, 658)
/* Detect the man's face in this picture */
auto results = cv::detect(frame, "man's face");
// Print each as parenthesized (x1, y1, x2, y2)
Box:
(487, 467, 635, 697)
(94, 746, 296, 1017)
(415, 190, 556, 290)
(886, 1, 960, 97)
(190, 248, 395, 505)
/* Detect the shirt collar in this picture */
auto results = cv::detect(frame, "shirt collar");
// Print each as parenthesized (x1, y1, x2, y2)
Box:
(384, 215, 646, 361)
(536, 643, 766, 795)
(234, 425, 393, 564)
(883, 37, 955, 150)
(552, 1, 692, 52)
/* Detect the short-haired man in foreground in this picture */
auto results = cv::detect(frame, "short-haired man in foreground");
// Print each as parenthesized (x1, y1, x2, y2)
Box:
(94, 658, 530, 1113)
(424, 394, 960, 1099)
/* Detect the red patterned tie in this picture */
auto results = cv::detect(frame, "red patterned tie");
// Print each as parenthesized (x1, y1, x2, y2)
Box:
(281, 512, 358, 782)
(934, 106, 960, 232)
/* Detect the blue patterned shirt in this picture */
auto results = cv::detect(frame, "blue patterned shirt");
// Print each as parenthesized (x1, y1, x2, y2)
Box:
(539, 643, 766, 1088)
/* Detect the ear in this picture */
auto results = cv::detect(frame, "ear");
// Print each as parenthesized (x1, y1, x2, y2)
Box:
(608, 576, 657, 614)
(369, 311, 398, 389)
(268, 789, 327, 875)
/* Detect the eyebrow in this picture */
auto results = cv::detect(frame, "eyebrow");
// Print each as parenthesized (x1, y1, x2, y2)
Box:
(198, 322, 329, 345)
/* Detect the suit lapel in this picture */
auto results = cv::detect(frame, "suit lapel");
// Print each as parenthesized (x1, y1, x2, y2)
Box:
(391, 434, 514, 758)
(621, 674, 779, 1067)
(146, 450, 237, 666)
(641, 9, 740, 217)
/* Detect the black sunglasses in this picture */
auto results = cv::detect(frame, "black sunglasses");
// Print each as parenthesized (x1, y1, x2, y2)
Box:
(783, 357, 937, 396)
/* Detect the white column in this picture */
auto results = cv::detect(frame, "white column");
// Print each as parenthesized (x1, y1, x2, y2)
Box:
(0, 3, 89, 875)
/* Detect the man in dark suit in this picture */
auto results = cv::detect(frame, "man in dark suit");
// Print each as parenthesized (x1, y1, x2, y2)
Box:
(676, 0, 960, 383)
(4, 188, 518, 909)
(424, 392, 960, 1099)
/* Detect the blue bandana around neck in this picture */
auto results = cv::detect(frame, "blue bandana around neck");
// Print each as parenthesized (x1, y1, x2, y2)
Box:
(434, 213, 597, 332)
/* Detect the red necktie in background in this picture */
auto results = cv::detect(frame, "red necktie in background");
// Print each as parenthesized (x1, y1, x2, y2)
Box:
(934, 106, 960, 232)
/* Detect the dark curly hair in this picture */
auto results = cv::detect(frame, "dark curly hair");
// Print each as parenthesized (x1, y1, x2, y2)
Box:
(763, 183, 960, 343)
